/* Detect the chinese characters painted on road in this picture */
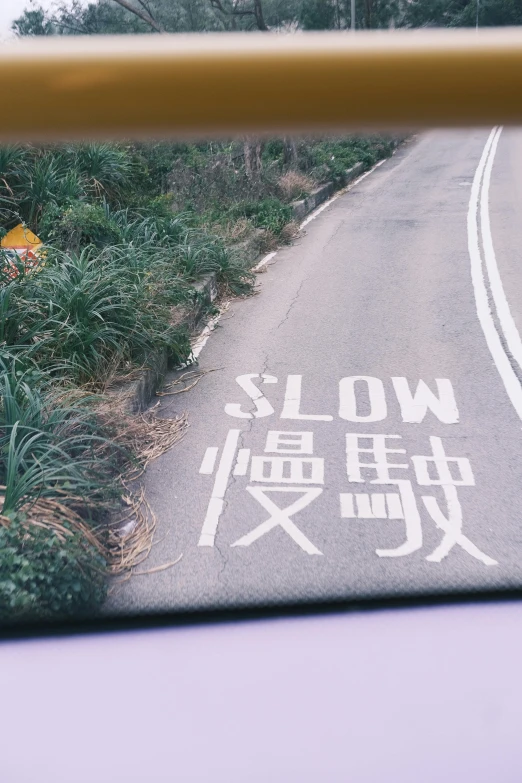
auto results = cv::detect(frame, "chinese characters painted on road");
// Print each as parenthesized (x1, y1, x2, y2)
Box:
(197, 374, 497, 567)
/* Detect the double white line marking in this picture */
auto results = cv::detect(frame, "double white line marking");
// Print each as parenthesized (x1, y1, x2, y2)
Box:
(468, 126, 522, 420)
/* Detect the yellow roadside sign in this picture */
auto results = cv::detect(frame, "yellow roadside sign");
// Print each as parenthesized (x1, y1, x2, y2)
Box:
(1, 224, 43, 254)
(1, 224, 44, 279)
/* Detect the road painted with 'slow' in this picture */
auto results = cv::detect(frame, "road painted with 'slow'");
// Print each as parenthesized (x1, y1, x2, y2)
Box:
(110, 129, 522, 615)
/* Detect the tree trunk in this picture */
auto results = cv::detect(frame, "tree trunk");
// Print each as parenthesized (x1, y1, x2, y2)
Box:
(254, 141, 263, 174)
(244, 137, 264, 180)
(283, 138, 298, 166)
(253, 0, 269, 30)
(110, 0, 164, 32)
(364, 0, 373, 28)
(244, 138, 253, 179)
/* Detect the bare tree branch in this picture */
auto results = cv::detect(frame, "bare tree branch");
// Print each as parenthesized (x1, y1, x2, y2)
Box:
(48, 16, 91, 34)
(136, 0, 156, 18)
(110, 0, 164, 32)
(210, 0, 255, 17)
(209, 0, 269, 29)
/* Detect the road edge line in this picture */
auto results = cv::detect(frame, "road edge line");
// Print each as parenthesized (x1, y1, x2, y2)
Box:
(480, 126, 522, 372)
(468, 127, 522, 420)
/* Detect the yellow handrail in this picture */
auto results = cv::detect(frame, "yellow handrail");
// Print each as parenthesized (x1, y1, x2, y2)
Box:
(1, 28, 521, 140)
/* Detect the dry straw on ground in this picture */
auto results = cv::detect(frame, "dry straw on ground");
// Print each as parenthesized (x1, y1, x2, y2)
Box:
(0, 494, 104, 556)
(277, 171, 315, 201)
(93, 392, 189, 577)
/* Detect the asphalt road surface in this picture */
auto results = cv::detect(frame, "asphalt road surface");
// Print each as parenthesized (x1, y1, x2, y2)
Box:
(110, 128, 522, 616)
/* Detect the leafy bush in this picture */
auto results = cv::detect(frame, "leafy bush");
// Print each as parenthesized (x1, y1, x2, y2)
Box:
(131, 142, 191, 195)
(40, 201, 123, 251)
(0, 276, 34, 346)
(6, 151, 85, 231)
(262, 139, 286, 162)
(0, 518, 107, 622)
(0, 356, 117, 622)
(228, 198, 293, 236)
(13, 247, 192, 382)
(0, 143, 133, 235)
(109, 202, 188, 246)
(305, 136, 396, 182)
(70, 142, 133, 199)
(0, 355, 123, 511)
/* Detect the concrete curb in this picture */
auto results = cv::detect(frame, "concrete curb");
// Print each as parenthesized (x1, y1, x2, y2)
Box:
(291, 161, 365, 222)
(226, 161, 370, 271)
(115, 272, 219, 413)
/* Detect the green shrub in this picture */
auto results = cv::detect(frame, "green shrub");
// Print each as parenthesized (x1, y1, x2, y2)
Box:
(130, 142, 191, 195)
(0, 277, 33, 346)
(2, 246, 194, 382)
(41, 201, 123, 251)
(0, 518, 107, 622)
(22, 249, 141, 381)
(70, 142, 133, 199)
(228, 198, 292, 235)
(262, 139, 286, 162)
(0, 358, 113, 622)
(0, 355, 123, 513)
(306, 136, 396, 183)
(110, 202, 188, 246)
(15, 152, 86, 230)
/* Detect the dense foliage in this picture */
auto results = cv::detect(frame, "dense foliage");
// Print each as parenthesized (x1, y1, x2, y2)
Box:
(0, 519, 107, 620)
(13, 0, 522, 36)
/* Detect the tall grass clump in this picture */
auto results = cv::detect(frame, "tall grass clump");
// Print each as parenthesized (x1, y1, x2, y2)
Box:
(1, 245, 196, 385)
(0, 356, 119, 620)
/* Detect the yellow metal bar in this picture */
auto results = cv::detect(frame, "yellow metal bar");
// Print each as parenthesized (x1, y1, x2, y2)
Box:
(1, 28, 522, 141)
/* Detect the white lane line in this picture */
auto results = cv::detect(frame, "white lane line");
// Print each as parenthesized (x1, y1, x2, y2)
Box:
(480, 127, 522, 372)
(299, 190, 343, 230)
(198, 429, 241, 547)
(468, 127, 522, 420)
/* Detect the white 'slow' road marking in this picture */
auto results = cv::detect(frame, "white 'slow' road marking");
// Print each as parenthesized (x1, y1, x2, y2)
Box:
(199, 447, 219, 474)
(198, 429, 241, 547)
(468, 127, 522, 421)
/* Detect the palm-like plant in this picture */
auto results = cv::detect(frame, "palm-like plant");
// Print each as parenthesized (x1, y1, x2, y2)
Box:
(16, 152, 86, 229)
(72, 143, 133, 199)
(0, 358, 117, 515)
(27, 248, 143, 382)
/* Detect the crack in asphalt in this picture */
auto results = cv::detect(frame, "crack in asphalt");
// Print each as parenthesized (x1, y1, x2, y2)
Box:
(277, 278, 306, 330)
(320, 219, 345, 253)
(275, 225, 345, 333)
